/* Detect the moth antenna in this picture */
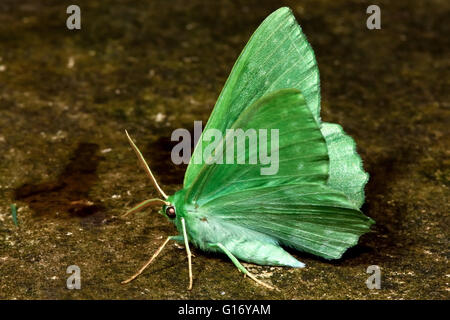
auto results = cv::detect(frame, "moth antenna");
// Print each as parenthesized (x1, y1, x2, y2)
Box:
(122, 198, 169, 217)
(125, 130, 168, 199)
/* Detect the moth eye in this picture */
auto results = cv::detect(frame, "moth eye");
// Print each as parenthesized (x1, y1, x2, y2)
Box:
(165, 206, 176, 219)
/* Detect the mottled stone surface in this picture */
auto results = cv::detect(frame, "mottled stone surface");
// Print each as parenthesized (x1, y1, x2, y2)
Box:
(0, 0, 448, 299)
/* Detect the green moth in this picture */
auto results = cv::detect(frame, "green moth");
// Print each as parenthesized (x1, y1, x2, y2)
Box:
(121, 7, 374, 290)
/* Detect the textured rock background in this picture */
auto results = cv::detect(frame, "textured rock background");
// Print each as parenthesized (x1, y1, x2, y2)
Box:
(0, 0, 448, 299)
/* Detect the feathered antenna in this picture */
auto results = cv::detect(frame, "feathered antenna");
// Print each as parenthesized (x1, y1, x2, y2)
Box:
(125, 130, 168, 199)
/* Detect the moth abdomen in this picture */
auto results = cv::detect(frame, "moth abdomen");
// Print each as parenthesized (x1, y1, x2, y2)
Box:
(210, 238, 305, 268)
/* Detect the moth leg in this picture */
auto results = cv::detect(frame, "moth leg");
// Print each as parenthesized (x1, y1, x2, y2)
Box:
(181, 217, 193, 290)
(121, 235, 178, 284)
(169, 235, 184, 242)
(209, 243, 277, 290)
(172, 235, 196, 257)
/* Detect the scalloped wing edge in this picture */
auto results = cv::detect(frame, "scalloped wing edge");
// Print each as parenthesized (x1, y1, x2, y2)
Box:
(320, 122, 369, 208)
